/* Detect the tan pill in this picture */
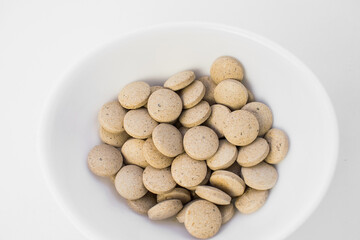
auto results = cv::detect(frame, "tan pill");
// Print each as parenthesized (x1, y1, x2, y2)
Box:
(127, 192, 157, 215)
(98, 101, 126, 134)
(207, 139, 237, 170)
(242, 102, 273, 136)
(171, 153, 207, 188)
(225, 162, 242, 176)
(147, 89, 182, 123)
(210, 170, 246, 197)
(121, 138, 148, 168)
(178, 126, 189, 137)
(183, 126, 219, 160)
(179, 101, 211, 128)
(241, 162, 278, 190)
(235, 188, 269, 214)
(148, 199, 183, 220)
(87, 144, 123, 177)
(164, 70, 196, 91)
(143, 166, 176, 194)
(157, 188, 191, 204)
(219, 204, 235, 224)
(264, 128, 289, 164)
(237, 137, 270, 167)
(99, 127, 130, 148)
(152, 123, 184, 157)
(184, 200, 222, 239)
(179, 80, 205, 109)
(198, 76, 216, 105)
(176, 200, 200, 223)
(143, 138, 173, 169)
(204, 104, 231, 138)
(195, 186, 231, 205)
(118, 81, 150, 109)
(214, 79, 248, 110)
(223, 110, 259, 146)
(115, 165, 147, 200)
(123, 108, 158, 139)
(210, 56, 244, 84)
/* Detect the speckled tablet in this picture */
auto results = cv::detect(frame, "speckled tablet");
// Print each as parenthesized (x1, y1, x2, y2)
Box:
(143, 166, 176, 194)
(118, 81, 150, 109)
(223, 110, 259, 146)
(237, 137, 269, 167)
(98, 101, 126, 134)
(88, 144, 123, 177)
(183, 126, 219, 160)
(123, 108, 158, 139)
(121, 138, 148, 168)
(147, 89, 183, 123)
(210, 56, 244, 84)
(241, 162, 278, 190)
(214, 79, 248, 110)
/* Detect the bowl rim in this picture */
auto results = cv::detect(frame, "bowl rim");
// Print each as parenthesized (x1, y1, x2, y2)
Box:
(37, 21, 339, 240)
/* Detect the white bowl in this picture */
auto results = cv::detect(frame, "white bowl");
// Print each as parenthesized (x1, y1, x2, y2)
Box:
(38, 22, 338, 240)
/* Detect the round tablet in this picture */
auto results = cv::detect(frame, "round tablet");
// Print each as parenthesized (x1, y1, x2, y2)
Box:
(198, 76, 217, 105)
(164, 70, 195, 91)
(118, 81, 150, 109)
(152, 124, 184, 157)
(179, 80, 205, 109)
(171, 153, 207, 188)
(183, 126, 219, 160)
(147, 89, 182, 123)
(179, 101, 211, 128)
(115, 165, 147, 200)
(143, 138, 173, 169)
(237, 137, 269, 167)
(241, 162, 278, 190)
(99, 127, 130, 147)
(242, 102, 273, 136)
(206, 139, 237, 170)
(225, 162, 242, 176)
(235, 188, 269, 214)
(210, 56, 244, 84)
(123, 108, 158, 139)
(209, 170, 246, 197)
(214, 79, 248, 110)
(184, 200, 222, 239)
(264, 128, 289, 164)
(219, 204, 235, 224)
(87, 144, 123, 177)
(127, 192, 157, 215)
(98, 101, 126, 134)
(121, 138, 148, 168)
(143, 166, 176, 194)
(176, 200, 200, 223)
(204, 104, 231, 138)
(223, 110, 259, 146)
(148, 199, 183, 220)
(195, 186, 231, 205)
(157, 188, 191, 204)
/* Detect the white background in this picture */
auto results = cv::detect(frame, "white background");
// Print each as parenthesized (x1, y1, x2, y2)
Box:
(0, 0, 359, 239)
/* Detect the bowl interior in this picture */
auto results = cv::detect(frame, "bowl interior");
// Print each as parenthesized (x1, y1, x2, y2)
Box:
(39, 23, 338, 240)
